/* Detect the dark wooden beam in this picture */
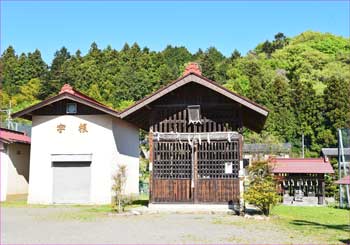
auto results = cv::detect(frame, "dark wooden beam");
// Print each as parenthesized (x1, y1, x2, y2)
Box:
(152, 103, 240, 108)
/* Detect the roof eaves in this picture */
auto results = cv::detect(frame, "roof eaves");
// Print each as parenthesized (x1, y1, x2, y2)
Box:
(195, 73, 270, 114)
(12, 92, 119, 120)
(0, 137, 11, 144)
(118, 73, 191, 118)
(190, 74, 269, 116)
(11, 93, 64, 119)
(119, 72, 269, 118)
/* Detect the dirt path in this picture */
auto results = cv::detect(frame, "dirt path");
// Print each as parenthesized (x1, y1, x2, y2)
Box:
(1, 207, 324, 244)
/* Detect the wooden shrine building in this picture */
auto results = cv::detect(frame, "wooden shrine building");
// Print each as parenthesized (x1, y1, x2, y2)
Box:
(120, 63, 269, 208)
(270, 158, 334, 205)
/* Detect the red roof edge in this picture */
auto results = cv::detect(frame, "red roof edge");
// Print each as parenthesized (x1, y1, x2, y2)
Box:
(0, 128, 31, 144)
(335, 176, 350, 185)
(269, 157, 334, 174)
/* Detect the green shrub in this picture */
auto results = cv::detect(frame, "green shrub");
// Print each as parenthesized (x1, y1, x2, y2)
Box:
(244, 161, 280, 216)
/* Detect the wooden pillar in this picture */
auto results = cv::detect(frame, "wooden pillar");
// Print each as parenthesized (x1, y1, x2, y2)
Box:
(319, 174, 326, 205)
(239, 134, 243, 162)
(322, 175, 326, 205)
(238, 133, 244, 213)
(193, 142, 198, 203)
(149, 129, 153, 203)
(237, 104, 243, 133)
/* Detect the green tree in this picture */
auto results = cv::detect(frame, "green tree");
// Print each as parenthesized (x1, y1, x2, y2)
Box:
(162, 45, 192, 78)
(1, 46, 19, 94)
(27, 49, 47, 80)
(230, 49, 241, 61)
(40, 47, 71, 98)
(323, 63, 350, 132)
(258, 32, 289, 57)
(265, 71, 296, 141)
(12, 78, 42, 111)
(87, 83, 103, 103)
(200, 53, 216, 80)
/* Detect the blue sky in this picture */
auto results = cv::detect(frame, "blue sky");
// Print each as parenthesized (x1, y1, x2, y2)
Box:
(1, 1, 349, 63)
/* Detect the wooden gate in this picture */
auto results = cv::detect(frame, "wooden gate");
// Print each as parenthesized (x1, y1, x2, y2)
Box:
(151, 135, 240, 204)
(197, 140, 240, 203)
(151, 141, 193, 202)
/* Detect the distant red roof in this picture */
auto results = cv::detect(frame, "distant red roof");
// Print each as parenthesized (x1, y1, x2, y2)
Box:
(270, 158, 334, 174)
(335, 176, 350, 185)
(0, 128, 31, 144)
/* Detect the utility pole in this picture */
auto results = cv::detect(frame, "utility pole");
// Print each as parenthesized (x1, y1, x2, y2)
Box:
(338, 129, 350, 208)
(7, 101, 12, 129)
(338, 130, 343, 208)
(0, 102, 13, 130)
(302, 133, 304, 158)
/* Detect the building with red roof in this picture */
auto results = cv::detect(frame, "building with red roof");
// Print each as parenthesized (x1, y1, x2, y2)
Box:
(11, 63, 269, 210)
(11, 84, 139, 205)
(335, 175, 350, 185)
(0, 128, 31, 144)
(271, 158, 334, 174)
(0, 128, 31, 201)
(270, 157, 334, 205)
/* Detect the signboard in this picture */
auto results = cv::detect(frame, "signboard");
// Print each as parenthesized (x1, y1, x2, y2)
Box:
(225, 162, 232, 174)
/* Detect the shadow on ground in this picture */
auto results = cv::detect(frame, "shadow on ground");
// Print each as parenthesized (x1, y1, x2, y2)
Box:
(291, 219, 350, 244)
(131, 199, 149, 206)
(244, 207, 263, 215)
(338, 239, 350, 244)
(290, 219, 350, 233)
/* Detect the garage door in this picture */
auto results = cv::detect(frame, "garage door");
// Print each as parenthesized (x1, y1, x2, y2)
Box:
(52, 161, 91, 204)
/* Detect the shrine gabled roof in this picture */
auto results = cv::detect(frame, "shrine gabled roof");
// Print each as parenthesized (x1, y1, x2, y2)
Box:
(0, 128, 31, 144)
(119, 70, 269, 132)
(270, 158, 334, 174)
(11, 84, 119, 120)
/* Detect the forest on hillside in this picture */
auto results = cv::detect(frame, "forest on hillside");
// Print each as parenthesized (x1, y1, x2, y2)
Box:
(1, 31, 349, 156)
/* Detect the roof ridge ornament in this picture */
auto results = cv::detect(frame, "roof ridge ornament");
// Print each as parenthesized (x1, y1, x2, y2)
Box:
(183, 62, 202, 76)
(59, 84, 74, 94)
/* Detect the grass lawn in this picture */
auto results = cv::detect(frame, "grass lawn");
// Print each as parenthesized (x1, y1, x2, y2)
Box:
(271, 205, 350, 244)
(1, 193, 149, 221)
(0, 194, 47, 208)
(1, 193, 149, 208)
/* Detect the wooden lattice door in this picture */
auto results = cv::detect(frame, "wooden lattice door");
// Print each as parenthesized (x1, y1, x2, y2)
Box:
(196, 140, 240, 203)
(151, 137, 240, 204)
(152, 141, 193, 203)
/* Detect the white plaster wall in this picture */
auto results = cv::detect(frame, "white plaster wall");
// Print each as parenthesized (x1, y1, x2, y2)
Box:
(7, 143, 30, 195)
(112, 118, 139, 195)
(0, 142, 30, 201)
(28, 114, 139, 204)
(0, 148, 9, 201)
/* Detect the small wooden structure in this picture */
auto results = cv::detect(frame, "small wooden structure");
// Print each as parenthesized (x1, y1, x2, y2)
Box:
(120, 63, 269, 206)
(270, 158, 334, 205)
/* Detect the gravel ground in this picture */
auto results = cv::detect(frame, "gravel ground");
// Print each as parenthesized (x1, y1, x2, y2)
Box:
(1, 207, 324, 244)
